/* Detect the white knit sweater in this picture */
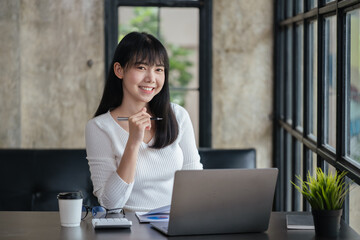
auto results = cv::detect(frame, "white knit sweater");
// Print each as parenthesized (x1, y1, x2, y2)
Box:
(85, 103, 202, 212)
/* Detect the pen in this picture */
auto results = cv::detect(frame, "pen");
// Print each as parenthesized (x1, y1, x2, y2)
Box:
(117, 117, 163, 121)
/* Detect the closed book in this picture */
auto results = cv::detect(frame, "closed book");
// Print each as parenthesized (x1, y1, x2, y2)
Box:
(286, 214, 315, 230)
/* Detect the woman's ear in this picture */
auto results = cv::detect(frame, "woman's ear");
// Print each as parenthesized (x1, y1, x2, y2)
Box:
(114, 62, 124, 79)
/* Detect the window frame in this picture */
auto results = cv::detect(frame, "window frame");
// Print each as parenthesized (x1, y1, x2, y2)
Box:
(273, 0, 360, 223)
(104, 0, 212, 147)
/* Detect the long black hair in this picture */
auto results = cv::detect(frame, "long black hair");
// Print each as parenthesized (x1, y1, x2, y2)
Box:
(94, 32, 178, 149)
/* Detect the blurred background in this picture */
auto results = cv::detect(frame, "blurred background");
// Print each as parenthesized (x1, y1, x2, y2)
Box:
(0, 0, 359, 234)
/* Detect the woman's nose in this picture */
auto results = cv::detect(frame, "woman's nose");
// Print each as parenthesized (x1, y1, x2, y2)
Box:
(145, 70, 156, 83)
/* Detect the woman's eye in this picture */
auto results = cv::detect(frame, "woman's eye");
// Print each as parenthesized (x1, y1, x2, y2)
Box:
(137, 66, 146, 70)
(156, 68, 164, 72)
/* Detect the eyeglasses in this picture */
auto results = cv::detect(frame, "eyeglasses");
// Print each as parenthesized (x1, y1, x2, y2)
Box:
(81, 205, 125, 220)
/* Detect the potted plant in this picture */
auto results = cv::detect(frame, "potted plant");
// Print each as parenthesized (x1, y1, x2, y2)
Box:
(292, 167, 351, 238)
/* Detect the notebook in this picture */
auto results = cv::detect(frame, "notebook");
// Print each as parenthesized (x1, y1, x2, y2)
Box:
(151, 168, 278, 236)
(286, 214, 314, 230)
(135, 205, 170, 222)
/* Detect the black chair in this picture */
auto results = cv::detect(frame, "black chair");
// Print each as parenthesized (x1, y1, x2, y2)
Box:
(0, 149, 98, 211)
(198, 148, 256, 169)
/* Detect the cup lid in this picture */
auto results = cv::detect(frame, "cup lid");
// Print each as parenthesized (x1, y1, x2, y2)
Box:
(57, 191, 83, 200)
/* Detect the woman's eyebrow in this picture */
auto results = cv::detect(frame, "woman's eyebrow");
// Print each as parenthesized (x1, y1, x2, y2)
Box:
(135, 62, 164, 67)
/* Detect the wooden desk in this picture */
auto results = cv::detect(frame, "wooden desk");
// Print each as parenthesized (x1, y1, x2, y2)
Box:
(0, 211, 359, 240)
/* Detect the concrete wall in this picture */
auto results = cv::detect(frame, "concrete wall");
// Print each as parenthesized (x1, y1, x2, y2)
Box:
(0, 0, 104, 148)
(212, 0, 273, 168)
(0, 0, 21, 147)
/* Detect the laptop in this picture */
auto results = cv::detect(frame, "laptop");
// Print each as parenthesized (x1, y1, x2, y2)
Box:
(151, 168, 278, 236)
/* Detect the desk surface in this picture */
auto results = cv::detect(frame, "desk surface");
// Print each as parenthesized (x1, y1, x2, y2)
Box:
(0, 211, 359, 240)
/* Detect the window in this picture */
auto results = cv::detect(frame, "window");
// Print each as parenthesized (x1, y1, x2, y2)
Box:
(104, 0, 212, 147)
(345, 8, 360, 168)
(295, 23, 304, 129)
(308, 0, 317, 9)
(285, 26, 293, 123)
(323, 15, 336, 150)
(274, 0, 360, 234)
(308, 20, 317, 139)
(118, 7, 199, 142)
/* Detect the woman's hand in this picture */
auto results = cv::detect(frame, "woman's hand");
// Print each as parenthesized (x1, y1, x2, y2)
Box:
(116, 107, 151, 184)
(127, 107, 151, 145)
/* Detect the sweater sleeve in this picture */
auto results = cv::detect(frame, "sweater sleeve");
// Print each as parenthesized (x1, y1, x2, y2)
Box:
(85, 118, 134, 209)
(175, 105, 203, 170)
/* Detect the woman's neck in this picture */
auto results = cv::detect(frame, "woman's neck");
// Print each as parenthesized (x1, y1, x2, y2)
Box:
(114, 99, 149, 117)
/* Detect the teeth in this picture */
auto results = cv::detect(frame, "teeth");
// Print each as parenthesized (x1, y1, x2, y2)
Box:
(140, 87, 153, 91)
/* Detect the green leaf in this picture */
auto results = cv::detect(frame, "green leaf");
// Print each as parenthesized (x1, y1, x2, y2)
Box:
(291, 168, 352, 210)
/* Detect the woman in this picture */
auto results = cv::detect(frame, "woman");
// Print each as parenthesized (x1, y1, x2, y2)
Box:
(85, 32, 202, 212)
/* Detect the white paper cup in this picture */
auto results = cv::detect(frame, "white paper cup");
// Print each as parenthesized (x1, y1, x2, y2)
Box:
(57, 192, 83, 227)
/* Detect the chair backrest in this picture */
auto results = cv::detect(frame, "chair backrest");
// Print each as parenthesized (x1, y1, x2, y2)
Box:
(0, 149, 98, 211)
(198, 148, 256, 169)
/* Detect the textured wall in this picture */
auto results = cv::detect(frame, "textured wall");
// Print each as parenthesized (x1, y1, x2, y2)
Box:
(212, 0, 274, 168)
(0, 0, 21, 147)
(350, 186, 360, 234)
(0, 0, 104, 148)
(1, 0, 273, 156)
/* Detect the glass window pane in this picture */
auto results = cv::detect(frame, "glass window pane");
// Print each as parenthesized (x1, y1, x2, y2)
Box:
(323, 16, 337, 149)
(307, 0, 317, 10)
(119, 7, 159, 38)
(280, 29, 285, 119)
(324, 161, 337, 175)
(296, 24, 304, 128)
(308, 21, 318, 138)
(294, 141, 303, 211)
(325, 0, 335, 4)
(303, 149, 317, 210)
(286, 26, 293, 123)
(286, 0, 294, 18)
(284, 131, 293, 211)
(295, 0, 303, 15)
(345, 9, 360, 166)
(278, 0, 285, 21)
(160, 8, 199, 88)
(311, 150, 317, 175)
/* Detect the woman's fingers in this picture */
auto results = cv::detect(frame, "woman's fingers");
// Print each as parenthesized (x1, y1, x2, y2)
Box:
(129, 110, 152, 130)
(130, 108, 150, 121)
(127, 108, 152, 144)
(132, 117, 151, 130)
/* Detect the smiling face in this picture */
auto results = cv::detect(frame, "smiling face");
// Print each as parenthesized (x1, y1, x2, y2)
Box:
(110, 32, 170, 112)
(114, 61, 165, 105)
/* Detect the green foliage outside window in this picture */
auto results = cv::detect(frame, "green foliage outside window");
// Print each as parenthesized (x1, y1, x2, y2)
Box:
(118, 7, 194, 106)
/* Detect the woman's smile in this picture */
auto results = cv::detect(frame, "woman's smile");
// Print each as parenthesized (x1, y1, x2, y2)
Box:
(139, 86, 155, 93)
